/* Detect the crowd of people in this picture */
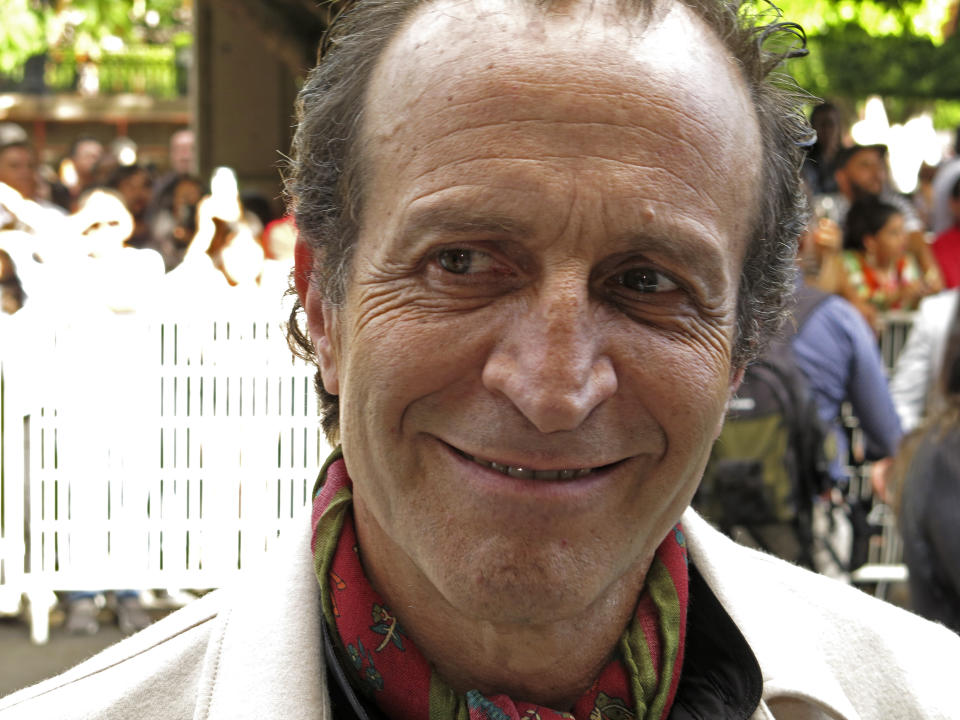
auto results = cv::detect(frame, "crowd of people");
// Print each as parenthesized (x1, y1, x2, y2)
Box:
(0, 123, 296, 323)
(785, 105, 960, 629)
(2, 97, 960, 634)
(0, 123, 297, 636)
(2, 104, 960, 636)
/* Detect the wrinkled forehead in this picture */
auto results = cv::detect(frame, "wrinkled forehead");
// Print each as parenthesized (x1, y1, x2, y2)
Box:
(363, 0, 761, 175)
(359, 0, 763, 244)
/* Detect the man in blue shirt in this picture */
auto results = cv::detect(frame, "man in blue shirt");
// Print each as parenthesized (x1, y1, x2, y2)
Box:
(791, 278, 903, 490)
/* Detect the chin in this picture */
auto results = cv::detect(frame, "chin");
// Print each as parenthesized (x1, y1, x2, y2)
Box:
(429, 536, 640, 625)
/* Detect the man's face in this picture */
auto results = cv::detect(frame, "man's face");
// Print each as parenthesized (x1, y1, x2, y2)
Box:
(867, 212, 906, 267)
(0, 145, 37, 199)
(305, 0, 761, 623)
(838, 148, 886, 199)
(169, 130, 195, 174)
(118, 170, 153, 218)
(72, 140, 103, 182)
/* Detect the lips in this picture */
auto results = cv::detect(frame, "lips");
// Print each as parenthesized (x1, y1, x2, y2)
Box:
(453, 446, 618, 480)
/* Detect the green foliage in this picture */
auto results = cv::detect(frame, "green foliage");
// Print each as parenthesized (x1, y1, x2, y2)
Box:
(0, 0, 190, 79)
(0, 0, 46, 76)
(932, 100, 960, 130)
(777, 0, 959, 127)
(788, 23, 960, 101)
(777, 0, 946, 39)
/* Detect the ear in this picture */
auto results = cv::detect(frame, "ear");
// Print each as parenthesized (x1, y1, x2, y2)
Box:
(314, 302, 341, 396)
(295, 237, 341, 396)
(293, 237, 314, 306)
(729, 365, 745, 395)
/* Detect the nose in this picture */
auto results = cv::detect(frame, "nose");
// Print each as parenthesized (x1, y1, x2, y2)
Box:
(481, 278, 618, 433)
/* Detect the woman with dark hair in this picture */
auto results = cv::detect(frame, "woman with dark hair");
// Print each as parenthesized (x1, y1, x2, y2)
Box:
(839, 195, 927, 329)
(106, 163, 154, 248)
(896, 302, 960, 632)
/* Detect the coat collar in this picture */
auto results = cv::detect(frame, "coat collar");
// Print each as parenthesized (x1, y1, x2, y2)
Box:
(194, 508, 856, 720)
(681, 509, 857, 720)
(195, 517, 331, 720)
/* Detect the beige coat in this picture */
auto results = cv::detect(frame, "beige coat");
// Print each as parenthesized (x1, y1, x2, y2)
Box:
(1, 509, 958, 720)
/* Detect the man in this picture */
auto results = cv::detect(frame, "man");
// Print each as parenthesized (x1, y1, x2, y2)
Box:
(826, 143, 942, 294)
(59, 135, 104, 210)
(106, 163, 155, 248)
(0, 123, 37, 203)
(151, 128, 196, 207)
(169, 129, 196, 176)
(801, 103, 842, 196)
(1, 0, 957, 718)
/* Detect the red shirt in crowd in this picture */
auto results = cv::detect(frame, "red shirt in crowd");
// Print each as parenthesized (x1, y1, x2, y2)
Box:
(933, 226, 960, 289)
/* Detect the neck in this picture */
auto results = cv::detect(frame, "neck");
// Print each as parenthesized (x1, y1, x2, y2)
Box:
(353, 498, 652, 710)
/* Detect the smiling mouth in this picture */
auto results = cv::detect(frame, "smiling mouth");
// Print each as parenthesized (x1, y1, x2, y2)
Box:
(452, 446, 620, 480)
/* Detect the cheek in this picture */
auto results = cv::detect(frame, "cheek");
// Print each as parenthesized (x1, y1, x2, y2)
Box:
(629, 330, 732, 443)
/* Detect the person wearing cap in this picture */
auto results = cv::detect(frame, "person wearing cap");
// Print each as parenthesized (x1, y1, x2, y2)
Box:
(0, 123, 38, 204)
(0, 123, 66, 233)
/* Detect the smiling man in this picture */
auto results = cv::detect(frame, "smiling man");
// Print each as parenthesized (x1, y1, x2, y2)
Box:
(1, 0, 958, 718)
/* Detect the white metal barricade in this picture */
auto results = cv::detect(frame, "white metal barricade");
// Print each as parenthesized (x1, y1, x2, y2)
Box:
(0, 305, 922, 642)
(0, 309, 330, 643)
(877, 310, 916, 376)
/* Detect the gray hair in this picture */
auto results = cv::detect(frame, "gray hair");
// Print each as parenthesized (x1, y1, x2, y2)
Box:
(286, 0, 813, 442)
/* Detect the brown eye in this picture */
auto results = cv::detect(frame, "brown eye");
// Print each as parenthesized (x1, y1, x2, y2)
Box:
(617, 267, 677, 293)
(437, 248, 473, 274)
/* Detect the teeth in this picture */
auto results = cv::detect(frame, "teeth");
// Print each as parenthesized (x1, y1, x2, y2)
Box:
(463, 452, 594, 480)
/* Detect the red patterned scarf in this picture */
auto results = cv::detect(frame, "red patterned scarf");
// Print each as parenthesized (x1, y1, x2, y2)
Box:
(312, 450, 689, 720)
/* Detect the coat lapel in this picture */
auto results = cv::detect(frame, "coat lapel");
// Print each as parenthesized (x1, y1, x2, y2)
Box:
(195, 512, 332, 720)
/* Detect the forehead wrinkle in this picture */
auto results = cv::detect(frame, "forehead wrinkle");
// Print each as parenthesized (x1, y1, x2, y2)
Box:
(398, 204, 533, 241)
(395, 153, 725, 223)
(370, 82, 750, 217)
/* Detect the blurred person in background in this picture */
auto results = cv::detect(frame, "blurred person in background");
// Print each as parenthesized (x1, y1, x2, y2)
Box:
(802, 102, 843, 196)
(931, 175, 960, 289)
(107, 164, 154, 249)
(794, 221, 902, 501)
(890, 289, 959, 434)
(894, 301, 960, 633)
(164, 167, 267, 310)
(0, 123, 37, 204)
(930, 125, 960, 235)
(0, 247, 26, 315)
(147, 173, 205, 272)
(839, 196, 930, 330)
(58, 136, 104, 211)
(913, 161, 938, 232)
(67, 188, 164, 314)
(91, 136, 139, 188)
(824, 144, 943, 294)
(0, 124, 66, 232)
(168, 128, 195, 175)
(151, 128, 196, 211)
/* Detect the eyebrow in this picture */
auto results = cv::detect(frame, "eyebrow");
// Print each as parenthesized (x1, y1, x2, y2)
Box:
(615, 230, 728, 274)
(397, 205, 532, 245)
